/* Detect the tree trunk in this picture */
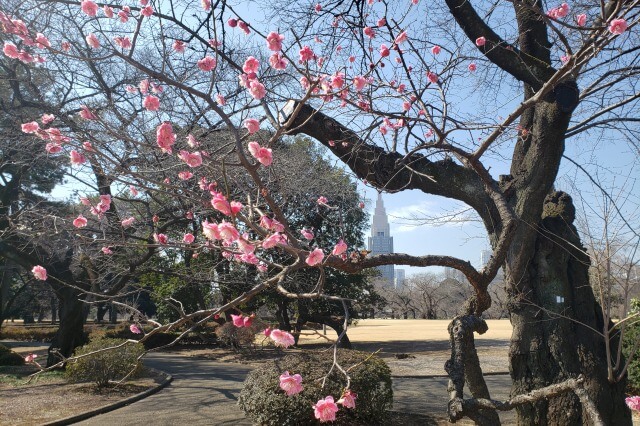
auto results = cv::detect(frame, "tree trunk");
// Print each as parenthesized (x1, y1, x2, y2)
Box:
(506, 192, 631, 425)
(47, 285, 86, 367)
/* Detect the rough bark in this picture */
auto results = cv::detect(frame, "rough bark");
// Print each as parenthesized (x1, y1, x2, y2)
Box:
(47, 283, 87, 366)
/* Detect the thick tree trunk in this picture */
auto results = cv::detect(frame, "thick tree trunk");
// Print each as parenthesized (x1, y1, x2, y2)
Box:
(506, 192, 631, 425)
(47, 285, 86, 367)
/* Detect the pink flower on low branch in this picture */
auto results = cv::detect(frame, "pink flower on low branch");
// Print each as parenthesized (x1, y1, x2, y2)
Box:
(32, 265, 47, 281)
(609, 18, 628, 35)
(218, 221, 240, 241)
(247, 141, 273, 166)
(243, 118, 260, 134)
(141, 5, 154, 17)
(211, 192, 232, 215)
(306, 248, 324, 266)
(231, 314, 244, 327)
(101, 246, 113, 254)
(262, 233, 286, 249)
(198, 56, 217, 72)
(279, 371, 303, 395)
(332, 239, 347, 256)
(41, 114, 55, 124)
(313, 396, 339, 423)
(317, 196, 328, 206)
(35, 33, 51, 48)
(129, 186, 139, 197)
(178, 171, 193, 180)
(81, 0, 98, 16)
(114, 36, 132, 49)
(626, 396, 640, 411)
(130, 324, 142, 334)
(143, 95, 160, 111)
(156, 122, 176, 154)
(576, 14, 587, 27)
(24, 353, 38, 363)
(338, 390, 357, 408)
(73, 215, 88, 228)
(183, 233, 195, 244)
(202, 221, 221, 240)
(270, 329, 295, 348)
(266, 31, 284, 51)
(475, 36, 486, 47)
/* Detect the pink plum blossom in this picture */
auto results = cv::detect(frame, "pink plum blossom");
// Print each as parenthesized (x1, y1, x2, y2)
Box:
(178, 150, 203, 167)
(243, 118, 260, 134)
(41, 114, 55, 124)
(248, 81, 266, 99)
(609, 18, 628, 35)
(154, 233, 168, 244)
(475, 36, 486, 47)
(129, 186, 139, 196)
(279, 371, 303, 395)
(338, 390, 356, 408)
(269, 53, 288, 70)
(247, 141, 273, 166)
(70, 150, 86, 165)
(81, 0, 98, 16)
(211, 193, 232, 215)
(121, 217, 135, 227)
(468, 63, 477, 72)
(101, 247, 113, 254)
(576, 14, 587, 27)
(427, 71, 438, 83)
(231, 314, 244, 327)
(394, 31, 408, 44)
(143, 95, 160, 111)
(156, 122, 176, 154)
(626, 396, 640, 411)
(103, 5, 114, 17)
(332, 239, 347, 256)
(32, 265, 47, 281)
(218, 221, 240, 241)
(431, 45, 441, 55)
(313, 396, 339, 423)
(215, 94, 226, 105)
(238, 20, 250, 35)
(227, 18, 238, 27)
(24, 353, 38, 363)
(183, 233, 195, 244)
(130, 324, 142, 334)
(79, 105, 97, 120)
(379, 44, 390, 58)
(198, 56, 217, 72)
(3, 42, 19, 59)
(306, 248, 324, 266)
(114, 36, 132, 49)
(21, 121, 40, 133)
(201, 0, 211, 11)
(73, 215, 88, 228)
(364, 26, 375, 39)
(299, 45, 315, 62)
(266, 32, 284, 51)
(301, 229, 314, 240)
(317, 196, 329, 205)
(202, 221, 221, 240)
(243, 56, 260, 73)
(178, 171, 193, 180)
(270, 329, 295, 348)
(35, 33, 51, 48)
(141, 5, 154, 17)
(86, 33, 100, 48)
(353, 76, 367, 91)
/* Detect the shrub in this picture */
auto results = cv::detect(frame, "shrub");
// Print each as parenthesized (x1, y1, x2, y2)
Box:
(0, 326, 58, 342)
(238, 349, 393, 425)
(0, 344, 25, 366)
(65, 338, 144, 387)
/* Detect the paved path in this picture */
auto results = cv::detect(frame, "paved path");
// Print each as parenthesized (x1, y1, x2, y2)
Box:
(76, 352, 514, 425)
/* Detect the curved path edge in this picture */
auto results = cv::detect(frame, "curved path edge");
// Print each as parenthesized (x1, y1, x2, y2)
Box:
(42, 368, 173, 426)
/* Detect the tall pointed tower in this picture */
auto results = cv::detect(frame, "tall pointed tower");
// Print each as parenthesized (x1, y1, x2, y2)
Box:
(368, 193, 395, 285)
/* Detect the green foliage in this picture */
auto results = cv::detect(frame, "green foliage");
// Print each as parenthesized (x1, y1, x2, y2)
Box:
(623, 299, 640, 393)
(140, 271, 209, 323)
(0, 344, 24, 366)
(238, 349, 393, 425)
(65, 338, 144, 387)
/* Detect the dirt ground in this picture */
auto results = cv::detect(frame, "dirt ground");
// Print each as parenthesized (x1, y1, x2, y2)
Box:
(296, 319, 512, 376)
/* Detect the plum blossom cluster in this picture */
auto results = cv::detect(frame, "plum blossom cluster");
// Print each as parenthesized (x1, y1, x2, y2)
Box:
(1, 11, 48, 64)
(277, 370, 357, 423)
(627, 396, 640, 411)
(231, 313, 255, 328)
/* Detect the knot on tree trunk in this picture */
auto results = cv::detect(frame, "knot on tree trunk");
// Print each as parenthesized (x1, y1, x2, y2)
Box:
(542, 190, 576, 223)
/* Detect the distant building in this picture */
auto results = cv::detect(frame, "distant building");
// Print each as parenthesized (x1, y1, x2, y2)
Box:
(368, 193, 395, 286)
(395, 269, 406, 289)
(444, 267, 465, 283)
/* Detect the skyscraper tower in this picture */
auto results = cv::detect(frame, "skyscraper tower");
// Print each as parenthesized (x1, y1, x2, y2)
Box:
(368, 193, 395, 285)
